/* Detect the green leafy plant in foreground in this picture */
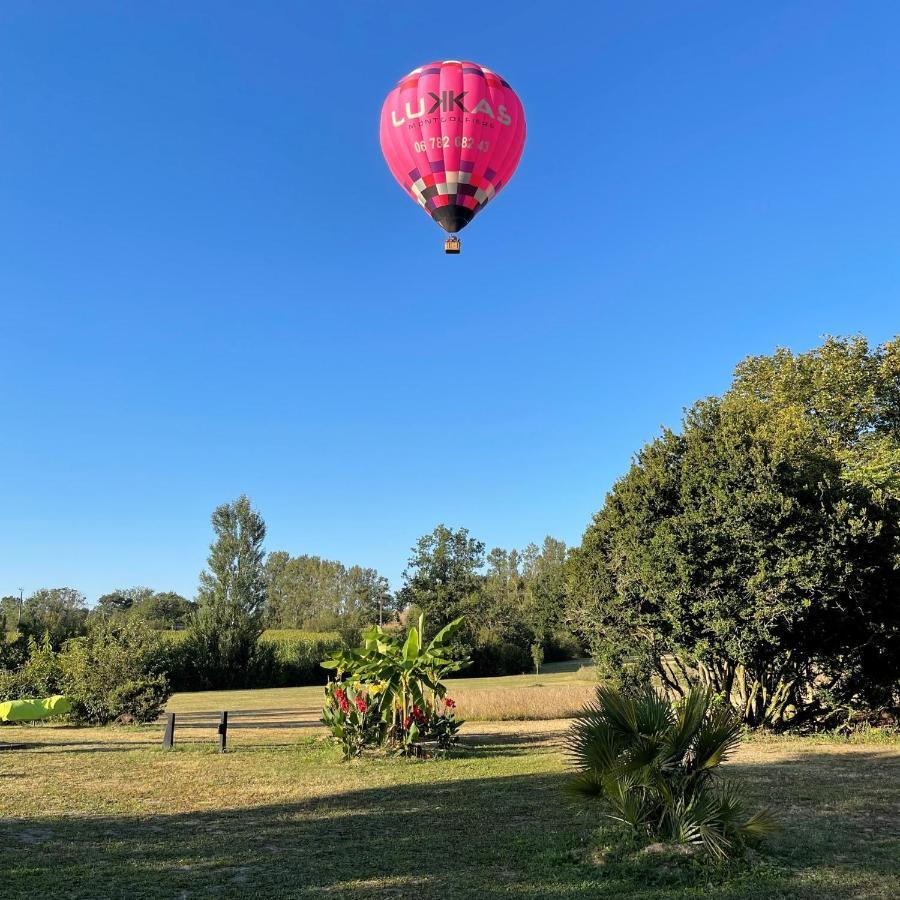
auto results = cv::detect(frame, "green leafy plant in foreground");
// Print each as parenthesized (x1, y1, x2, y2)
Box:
(566, 684, 778, 859)
(321, 614, 467, 757)
(321, 681, 384, 759)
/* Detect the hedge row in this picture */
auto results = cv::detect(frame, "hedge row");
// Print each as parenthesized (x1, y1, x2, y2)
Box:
(163, 629, 343, 691)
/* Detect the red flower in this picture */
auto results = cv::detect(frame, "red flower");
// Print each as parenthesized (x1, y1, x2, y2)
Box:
(355, 696, 368, 713)
(444, 697, 456, 709)
(334, 688, 349, 713)
(403, 716, 412, 729)
(412, 705, 426, 722)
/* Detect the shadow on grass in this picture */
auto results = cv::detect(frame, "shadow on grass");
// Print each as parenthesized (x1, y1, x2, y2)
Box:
(1, 748, 897, 899)
(3, 740, 158, 754)
(460, 729, 566, 758)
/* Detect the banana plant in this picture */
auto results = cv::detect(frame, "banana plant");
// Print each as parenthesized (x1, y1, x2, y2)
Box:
(322, 614, 468, 748)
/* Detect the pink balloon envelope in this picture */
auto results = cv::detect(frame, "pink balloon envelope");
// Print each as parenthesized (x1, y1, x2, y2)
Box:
(380, 60, 526, 234)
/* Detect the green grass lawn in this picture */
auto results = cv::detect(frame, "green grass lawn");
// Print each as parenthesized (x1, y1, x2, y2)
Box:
(1, 670, 898, 899)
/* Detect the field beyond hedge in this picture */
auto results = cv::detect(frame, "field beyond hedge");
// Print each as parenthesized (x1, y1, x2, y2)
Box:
(1, 663, 898, 899)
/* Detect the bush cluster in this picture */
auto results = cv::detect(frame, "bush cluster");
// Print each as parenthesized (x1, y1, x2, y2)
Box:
(260, 631, 344, 687)
(0, 620, 171, 724)
(321, 615, 466, 759)
(163, 629, 345, 691)
(566, 685, 778, 859)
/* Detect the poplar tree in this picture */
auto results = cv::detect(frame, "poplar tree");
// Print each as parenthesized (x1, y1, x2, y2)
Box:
(187, 495, 268, 688)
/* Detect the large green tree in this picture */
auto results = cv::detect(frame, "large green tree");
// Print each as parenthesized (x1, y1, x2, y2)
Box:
(398, 525, 485, 636)
(264, 553, 394, 631)
(94, 587, 154, 617)
(92, 588, 194, 629)
(521, 536, 569, 645)
(185, 495, 268, 689)
(568, 336, 900, 729)
(130, 591, 195, 629)
(474, 547, 532, 672)
(19, 587, 88, 648)
(398, 526, 577, 674)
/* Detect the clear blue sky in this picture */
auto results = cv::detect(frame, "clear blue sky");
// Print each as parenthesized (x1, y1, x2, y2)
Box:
(2, 2, 899, 603)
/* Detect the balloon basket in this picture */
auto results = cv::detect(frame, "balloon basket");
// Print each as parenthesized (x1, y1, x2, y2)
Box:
(444, 236, 461, 254)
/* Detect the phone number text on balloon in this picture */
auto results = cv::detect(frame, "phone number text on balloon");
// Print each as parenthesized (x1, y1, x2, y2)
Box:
(412, 137, 491, 153)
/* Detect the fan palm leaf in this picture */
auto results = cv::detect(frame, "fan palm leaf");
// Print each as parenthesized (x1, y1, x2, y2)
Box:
(565, 683, 777, 859)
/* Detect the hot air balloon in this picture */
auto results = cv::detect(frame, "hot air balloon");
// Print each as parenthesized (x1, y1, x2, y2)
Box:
(380, 60, 526, 254)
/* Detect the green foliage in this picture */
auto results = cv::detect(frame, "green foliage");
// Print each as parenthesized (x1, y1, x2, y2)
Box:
(546, 628, 585, 664)
(0, 595, 21, 629)
(58, 619, 171, 723)
(184, 495, 268, 689)
(321, 614, 467, 756)
(265, 552, 395, 631)
(399, 525, 578, 676)
(94, 587, 154, 617)
(91, 588, 195, 630)
(0, 632, 28, 673)
(398, 525, 486, 636)
(129, 591, 195, 629)
(566, 685, 778, 858)
(531, 641, 545, 674)
(18, 587, 88, 648)
(567, 336, 900, 728)
(0, 621, 171, 724)
(321, 682, 384, 759)
(0, 635, 63, 699)
(521, 537, 570, 643)
(259, 631, 343, 686)
(162, 629, 348, 691)
(469, 627, 531, 675)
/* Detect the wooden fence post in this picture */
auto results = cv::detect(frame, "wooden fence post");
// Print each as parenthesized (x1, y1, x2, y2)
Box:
(162, 712, 175, 749)
(217, 711, 228, 753)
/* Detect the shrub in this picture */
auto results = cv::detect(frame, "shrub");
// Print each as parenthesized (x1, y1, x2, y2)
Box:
(176, 621, 268, 690)
(59, 619, 171, 723)
(321, 682, 384, 759)
(321, 615, 467, 757)
(544, 629, 585, 664)
(0, 635, 62, 700)
(163, 629, 345, 691)
(566, 685, 777, 859)
(469, 632, 531, 676)
(0, 633, 28, 672)
(261, 631, 343, 686)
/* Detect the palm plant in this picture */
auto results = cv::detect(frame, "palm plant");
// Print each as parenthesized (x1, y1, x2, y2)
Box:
(566, 685, 777, 858)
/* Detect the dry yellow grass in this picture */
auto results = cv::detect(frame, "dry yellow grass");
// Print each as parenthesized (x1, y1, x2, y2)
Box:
(450, 683, 598, 721)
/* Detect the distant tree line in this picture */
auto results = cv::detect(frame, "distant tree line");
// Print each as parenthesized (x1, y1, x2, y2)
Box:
(2, 498, 581, 704)
(398, 526, 577, 675)
(5, 335, 896, 730)
(264, 553, 396, 634)
(170, 499, 579, 689)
